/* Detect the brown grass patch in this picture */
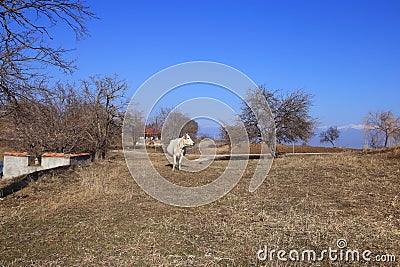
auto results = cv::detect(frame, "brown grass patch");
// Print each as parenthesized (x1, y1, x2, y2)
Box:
(0, 146, 11, 161)
(0, 151, 399, 266)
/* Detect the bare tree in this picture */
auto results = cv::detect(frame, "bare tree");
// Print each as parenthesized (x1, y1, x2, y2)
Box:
(319, 126, 340, 147)
(394, 132, 400, 146)
(219, 124, 229, 142)
(4, 82, 89, 156)
(2, 76, 127, 159)
(82, 75, 127, 159)
(147, 106, 199, 138)
(241, 85, 316, 144)
(365, 110, 400, 148)
(124, 108, 145, 147)
(9, 77, 123, 152)
(0, 0, 95, 108)
(219, 122, 247, 147)
(147, 107, 173, 132)
(158, 109, 199, 147)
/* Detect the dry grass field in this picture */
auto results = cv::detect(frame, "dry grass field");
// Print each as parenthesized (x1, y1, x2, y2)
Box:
(0, 149, 399, 266)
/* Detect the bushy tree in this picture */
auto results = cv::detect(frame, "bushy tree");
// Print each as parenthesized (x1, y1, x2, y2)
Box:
(319, 126, 340, 147)
(180, 119, 199, 139)
(241, 85, 316, 144)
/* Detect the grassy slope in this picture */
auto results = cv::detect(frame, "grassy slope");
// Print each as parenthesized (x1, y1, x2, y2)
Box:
(0, 151, 399, 266)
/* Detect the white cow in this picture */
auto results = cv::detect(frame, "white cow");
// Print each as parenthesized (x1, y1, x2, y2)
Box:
(166, 133, 195, 171)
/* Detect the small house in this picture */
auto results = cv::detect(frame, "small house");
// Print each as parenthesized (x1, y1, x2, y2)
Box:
(144, 127, 161, 140)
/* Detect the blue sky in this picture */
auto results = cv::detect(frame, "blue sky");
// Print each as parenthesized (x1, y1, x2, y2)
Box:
(58, 0, 400, 141)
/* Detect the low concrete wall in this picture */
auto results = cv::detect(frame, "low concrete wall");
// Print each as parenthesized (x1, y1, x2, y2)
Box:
(3, 155, 33, 179)
(3, 154, 70, 179)
(42, 156, 70, 169)
(2, 152, 89, 179)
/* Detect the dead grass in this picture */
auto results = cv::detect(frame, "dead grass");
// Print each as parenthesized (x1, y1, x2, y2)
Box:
(0, 151, 399, 266)
(0, 146, 10, 161)
(276, 144, 355, 154)
(362, 146, 400, 159)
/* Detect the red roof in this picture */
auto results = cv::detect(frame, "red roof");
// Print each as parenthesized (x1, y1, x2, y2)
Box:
(4, 152, 90, 158)
(145, 127, 161, 135)
(42, 152, 91, 158)
(4, 151, 28, 157)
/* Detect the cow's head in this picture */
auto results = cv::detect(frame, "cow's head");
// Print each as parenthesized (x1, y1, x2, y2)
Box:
(182, 133, 195, 147)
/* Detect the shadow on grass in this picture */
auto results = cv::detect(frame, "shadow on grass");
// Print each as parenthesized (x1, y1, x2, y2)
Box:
(0, 166, 71, 198)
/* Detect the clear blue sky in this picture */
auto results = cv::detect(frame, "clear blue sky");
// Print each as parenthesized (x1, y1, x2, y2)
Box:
(62, 0, 400, 129)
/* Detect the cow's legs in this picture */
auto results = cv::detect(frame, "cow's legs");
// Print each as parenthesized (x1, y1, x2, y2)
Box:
(172, 154, 176, 171)
(178, 155, 183, 170)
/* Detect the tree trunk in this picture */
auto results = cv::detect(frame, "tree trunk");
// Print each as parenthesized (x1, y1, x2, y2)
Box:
(330, 140, 335, 147)
(92, 151, 102, 161)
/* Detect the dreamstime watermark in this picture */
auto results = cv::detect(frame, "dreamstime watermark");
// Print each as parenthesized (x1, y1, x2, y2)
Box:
(257, 239, 397, 263)
(122, 61, 276, 207)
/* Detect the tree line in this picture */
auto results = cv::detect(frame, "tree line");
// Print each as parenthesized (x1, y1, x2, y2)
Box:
(222, 85, 400, 150)
(0, 1, 129, 159)
(1, 76, 127, 159)
(124, 106, 199, 148)
(1, 1, 398, 161)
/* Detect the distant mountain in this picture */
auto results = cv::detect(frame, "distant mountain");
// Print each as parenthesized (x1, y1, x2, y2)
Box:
(309, 125, 365, 149)
(197, 123, 366, 149)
